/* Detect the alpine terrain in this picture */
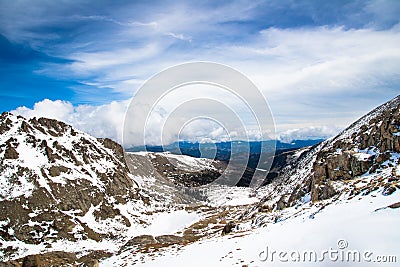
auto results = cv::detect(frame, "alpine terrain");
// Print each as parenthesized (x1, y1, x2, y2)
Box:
(1, 95, 400, 266)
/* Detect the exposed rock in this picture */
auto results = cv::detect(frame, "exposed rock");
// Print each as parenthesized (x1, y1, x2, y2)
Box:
(4, 145, 19, 159)
(310, 95, 400, 202)
(120, 235, 157, 252)
(382, 185, 397, 196)
(221, 221, 236, 235)
(22, 255, 40, 267)
(388, 202, 400, 209)
(147, 153, 226, 187)
(78, 251, 112, 266)
(0, 261, 20, 267)
(48, 165, 70, 177)
(275, 195, 286, 211)
(2, 251, 102, 267)
(0, 113, 143, 253)
(155, 235, 183, 245)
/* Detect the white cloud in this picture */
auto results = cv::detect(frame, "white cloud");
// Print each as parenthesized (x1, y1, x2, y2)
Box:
(3, 2, 400, 145)
(222, 26, 400, 130)
(165, 32, 192, 42)
(12, 99, 74, 121)
(69, 44, 161, 74)
(279, 126, 342, 143)
(11, 98, 345, 146)
(12, 99, 129, 143)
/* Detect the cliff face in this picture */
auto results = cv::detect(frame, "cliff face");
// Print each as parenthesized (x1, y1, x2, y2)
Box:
(311, 95, 400, 201)
(242, 95, 400, 218)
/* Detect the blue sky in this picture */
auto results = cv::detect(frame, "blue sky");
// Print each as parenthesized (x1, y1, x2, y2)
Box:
(1, 0, 400, 142)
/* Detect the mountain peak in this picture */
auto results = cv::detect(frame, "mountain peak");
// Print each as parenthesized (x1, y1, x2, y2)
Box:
(0, 113, 145, 256)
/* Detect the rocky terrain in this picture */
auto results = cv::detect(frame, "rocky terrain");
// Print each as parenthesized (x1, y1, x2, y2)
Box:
(0, 113, 154, 264)
(241, 95, 400, 224)
(0, 95, 399, 266)
(130, 151, 226, 187)
(0, 113, 249, 265)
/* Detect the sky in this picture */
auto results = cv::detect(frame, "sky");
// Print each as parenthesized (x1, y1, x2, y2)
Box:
(1, 0, 400, 145)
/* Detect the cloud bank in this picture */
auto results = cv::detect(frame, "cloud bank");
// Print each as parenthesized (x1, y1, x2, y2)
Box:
(12, 99, 129, 143)
(12, 98, 341, 145)
(2, 1, 400, 144)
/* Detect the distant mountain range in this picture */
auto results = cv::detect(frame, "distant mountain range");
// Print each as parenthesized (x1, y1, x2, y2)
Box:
(128, 139, 324, 187)
(127, 139, 324, 161)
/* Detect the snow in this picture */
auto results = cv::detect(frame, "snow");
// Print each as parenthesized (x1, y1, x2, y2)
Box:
(130, 151, 151, 157)
(49, 238, 121, 256)
(353, 152, 373, 161)
(101, 190, 400, 267)
(76, 204, 128, 235)
(133, 210, 201, 236)
(130, 151, 216, 172)
(0, 165, 35, 200)
(205, 185, 261, 206)
(2, 112, 400, 266)
(352, 148, 378, 161)
(17, 138, 49, 169)
(0, 113, 133, 201)
(162, 152, 213, 170)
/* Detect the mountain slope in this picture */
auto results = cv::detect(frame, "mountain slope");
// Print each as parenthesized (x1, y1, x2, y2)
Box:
(311, 95, 400, 201)
(98, 95, 400, 266)
(1, 95, 399, 266)
(0, 112, 147, 259)
(243, 95, 400, 221)
(100, 96, 400, 267)
(0, 113, 241, 264)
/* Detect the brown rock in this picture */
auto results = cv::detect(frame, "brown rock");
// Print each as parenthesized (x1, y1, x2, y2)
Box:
(155, 234, 183, 245)
(22, 255, 40, 267)
(121, 235, 157, 251)
(4, 146, 18, 159)
(0, 261, 20, 267)
(221, 221, 236, 235)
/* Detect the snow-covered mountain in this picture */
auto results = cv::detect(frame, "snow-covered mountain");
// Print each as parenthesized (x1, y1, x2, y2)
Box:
(102, 95, 400, 266)
(129, 151, 226, 187)
(0, 113, 245, 265)
(1, 95, 399, 266)
(0, 113, 151, 264)
(242, 95, 400, 218)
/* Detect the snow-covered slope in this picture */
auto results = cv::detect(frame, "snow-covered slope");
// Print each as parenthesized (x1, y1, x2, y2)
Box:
(0, 113, 137, 200)
(0, 113, 242, 264)
(98, 95, 400, 267)
(0, 112, 149, 261)
(1, 95, 399, 266)
(129, 151, 225, 186)
(102, 188, 400, 267)
(246, 95, 400, 215)
(124, 151, 226, 205)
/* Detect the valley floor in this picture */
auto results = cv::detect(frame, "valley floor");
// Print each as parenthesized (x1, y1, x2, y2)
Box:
(101, 189, 400, 266)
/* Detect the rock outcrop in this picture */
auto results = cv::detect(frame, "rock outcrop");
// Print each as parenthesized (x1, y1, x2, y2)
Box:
(311, 95, 400, 201)
(243, 95, 400, 219)
(0, 113, 144, 260)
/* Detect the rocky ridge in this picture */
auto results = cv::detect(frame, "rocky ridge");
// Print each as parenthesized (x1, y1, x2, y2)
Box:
(242, 95, 400, 223)
(0, 112, 147, 261)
